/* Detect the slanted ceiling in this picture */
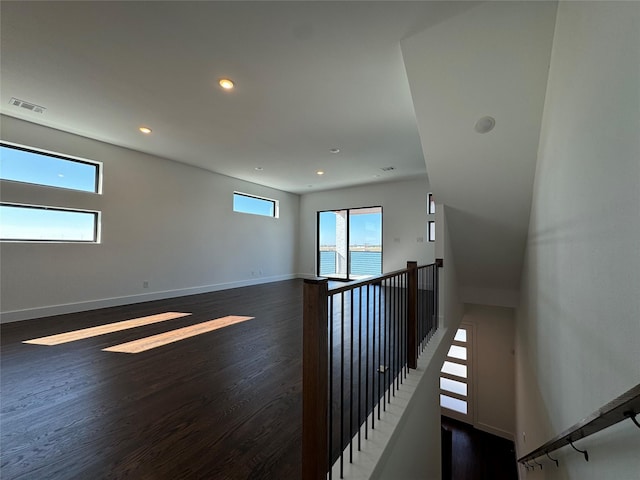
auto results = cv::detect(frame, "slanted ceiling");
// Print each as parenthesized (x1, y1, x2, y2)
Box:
(402, 2, 557, 303)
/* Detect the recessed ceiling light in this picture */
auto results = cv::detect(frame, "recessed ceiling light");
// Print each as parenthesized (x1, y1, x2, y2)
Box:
(219, 78, 235, 90)
(329, 148, 340, 154)
(255, 167, 263, 171)
(316, 170, 325, 175)
(139, 126, 152, 134)
(474, 116, 496, 134)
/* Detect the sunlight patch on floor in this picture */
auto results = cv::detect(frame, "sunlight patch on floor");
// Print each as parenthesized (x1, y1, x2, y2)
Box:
(103, 315, 255, 353)
(23, 312, 192, 345)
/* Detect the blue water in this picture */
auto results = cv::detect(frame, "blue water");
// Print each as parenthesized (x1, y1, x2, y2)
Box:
(320, 251, 381, 276)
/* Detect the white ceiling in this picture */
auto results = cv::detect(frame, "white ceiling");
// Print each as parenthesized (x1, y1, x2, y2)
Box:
(0, 1, 558, 300)
(0, 1, 474, 194)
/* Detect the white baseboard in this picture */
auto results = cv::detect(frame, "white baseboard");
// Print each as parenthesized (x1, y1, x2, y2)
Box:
(0, 274, 298, 323)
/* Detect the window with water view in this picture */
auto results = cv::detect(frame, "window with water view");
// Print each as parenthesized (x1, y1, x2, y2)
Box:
(317, 206, 382, 280)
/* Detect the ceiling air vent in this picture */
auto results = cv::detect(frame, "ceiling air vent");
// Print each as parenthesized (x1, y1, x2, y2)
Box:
(380, 166, 395, 172)
(9, 97, 46, 114)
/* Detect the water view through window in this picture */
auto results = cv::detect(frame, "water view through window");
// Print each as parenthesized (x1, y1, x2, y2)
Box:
(318, 206, 382, 279)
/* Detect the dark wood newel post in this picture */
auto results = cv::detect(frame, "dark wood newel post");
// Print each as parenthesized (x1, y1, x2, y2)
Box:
(302, 278, 329, 480)
(407, 261, 418, 369)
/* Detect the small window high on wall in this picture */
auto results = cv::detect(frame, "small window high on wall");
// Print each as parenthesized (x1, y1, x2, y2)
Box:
(0, 141, 103, 243)
(427, 193, 435, 242)
(0, 142, 101, 193)
(0, 203, 100, 243)
(233, 192, 278, 218)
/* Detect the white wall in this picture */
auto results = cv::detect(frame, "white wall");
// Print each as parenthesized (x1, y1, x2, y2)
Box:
(0, 115, 300, 321)
(463, 303, 515, 440)
(298, 177, 435, 277)
(516, 2, 640, 478)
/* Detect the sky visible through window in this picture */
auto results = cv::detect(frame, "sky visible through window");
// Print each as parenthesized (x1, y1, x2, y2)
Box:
(319, 211, 381, 246)
(0, 205, 97, 242)
(0, 144, 98, 192)
(0, 144, 101, 242)
(233, 193, 275, 217)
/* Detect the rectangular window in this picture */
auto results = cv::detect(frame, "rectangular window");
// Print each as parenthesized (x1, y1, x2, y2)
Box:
(233, 192, 277, 218)
(0, 142, 101, 193)
(428, 193, 436, 214)
(440, 394, 468, 415)
(441, 326, 473, 423)
(0, 203, 100, 242)
(428, 221, 436, 242)
(440, 377, 468, 397)
(447, 345, 467, 361)
(317, 206, 382, 280)
(441, 360, 467, 379)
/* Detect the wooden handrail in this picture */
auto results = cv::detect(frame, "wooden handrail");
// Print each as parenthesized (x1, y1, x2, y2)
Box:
(518, 383, 640, 466)
(327, 258, 444, 295)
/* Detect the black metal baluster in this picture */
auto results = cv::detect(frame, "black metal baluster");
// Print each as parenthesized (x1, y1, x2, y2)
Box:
(387, 277, 392, 402)
(423, 267, 427, 349)
(328, 295, 334, 480)
(430, 265, 434, 338)
(349, 290, 354, 463)
(435, 264, 439, 334)
(395, 274, 399, 391)
(392, 275, 396, 397)
(424, 267, 428, 346)
(417, 268, 422, 353)
(365, 283, 370, 438)
(357, 286, 362, 450)
(340, 291, 345, 479)
(382, 278, 387, 410)
(403, 272, 407, 379)
(401, 273, 404, 377)
(373, 283, 378, 427)
(390, 275, 394, 397)
(378, 280, 383, 418)
(426, 268, 430, 343)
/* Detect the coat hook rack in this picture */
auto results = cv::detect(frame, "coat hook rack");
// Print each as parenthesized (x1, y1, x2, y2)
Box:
(518, 384, 639, 468)
(568, 439, 589, 461)
(523, 461, 532, 471)
(532, 457, 543, 469)
(624, 411, 640, 430)
(546, 451, 559, 467)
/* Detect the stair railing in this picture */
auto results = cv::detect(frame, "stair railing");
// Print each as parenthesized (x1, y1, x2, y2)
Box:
(302, 260, 441, 480)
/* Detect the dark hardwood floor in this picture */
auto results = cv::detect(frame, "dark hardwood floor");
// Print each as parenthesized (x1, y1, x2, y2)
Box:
(1, 280, 304, 480)
(441, 416, 518, 480)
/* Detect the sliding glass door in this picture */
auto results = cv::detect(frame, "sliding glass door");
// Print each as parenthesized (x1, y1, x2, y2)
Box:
(317, 206, 382, 280)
